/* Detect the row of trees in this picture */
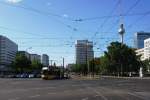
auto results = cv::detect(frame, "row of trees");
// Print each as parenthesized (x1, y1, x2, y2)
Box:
(70, 42, 150, 76)
(11, 52, 43, 73)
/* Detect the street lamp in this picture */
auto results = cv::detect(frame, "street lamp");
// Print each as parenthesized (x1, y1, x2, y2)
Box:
(26, 47, 32, 52)
(60, 57, 64, 78)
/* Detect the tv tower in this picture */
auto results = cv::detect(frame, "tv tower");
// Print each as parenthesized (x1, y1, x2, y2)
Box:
(118, 23, 125, 44)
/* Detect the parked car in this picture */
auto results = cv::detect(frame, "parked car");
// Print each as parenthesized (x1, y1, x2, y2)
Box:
(28, 74, 34, 78)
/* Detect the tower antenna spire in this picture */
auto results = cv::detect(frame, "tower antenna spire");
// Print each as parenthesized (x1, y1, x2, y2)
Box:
(118, 0, 125, 44)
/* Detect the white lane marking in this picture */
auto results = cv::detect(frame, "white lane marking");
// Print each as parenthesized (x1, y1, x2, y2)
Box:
(71, 85, 81, 87)
(1, 89, 28, 93)
(47, 92, 57, 95)
(82, 97, 88, 100)
(94, 94, 100, 97)
(128, 92, 149, 100)
(11, 82, 20, 85)
(8, 97, 20, 100)
(93, 89, 108, 100)
(31, 87, 55, 90)
(79, 80, 108, 100)
(29, 94, 41, 98)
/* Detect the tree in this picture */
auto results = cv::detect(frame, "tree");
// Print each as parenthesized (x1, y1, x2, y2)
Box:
(89, 58, 101, 75)
(12, 52, 31, 73)
(142, 59, 150, 73)
(100, 42, 141, 76)
(31, 60, 43, 73)
(70, 64, 87, 75)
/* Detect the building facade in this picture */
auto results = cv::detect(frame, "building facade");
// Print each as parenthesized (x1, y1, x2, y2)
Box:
(18, 51, 30, 59)
(144, 38, 150, 60)
(75, 40, 94, 64)
(135, 37, 150, 61)
(135, 48, 145, 61)
(30, 54, 41, 62)
(134, 32, 150, 49)
(41, 54, 49, 67)
(0, 35, 18, 71)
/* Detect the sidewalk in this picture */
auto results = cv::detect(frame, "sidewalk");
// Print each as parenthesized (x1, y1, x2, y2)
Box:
(71, 75, 150, 80)
(101, 75, 150, 80)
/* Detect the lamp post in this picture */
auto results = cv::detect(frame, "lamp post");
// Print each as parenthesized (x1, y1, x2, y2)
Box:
(60, 57, 64, 78)
(62, 57, 64, 78)
(26, 47, 32, 52)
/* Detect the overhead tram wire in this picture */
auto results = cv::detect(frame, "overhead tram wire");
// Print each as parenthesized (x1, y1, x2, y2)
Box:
(0, 1, 74, 21)
(0, 25, 55, 37)
(108, 0, 141, 32)
(0, 1, 78, 44)
(0, 1, 82, 46)
(126, 12, 150, 30)
(0, 1, 78, 32)
(1, 0, 149, 28)
(91, 0, 120, 48)
(91, 0, 120, 40)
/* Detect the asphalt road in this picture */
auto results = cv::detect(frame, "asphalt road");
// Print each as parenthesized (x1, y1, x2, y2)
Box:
(0, 78, 150, 100)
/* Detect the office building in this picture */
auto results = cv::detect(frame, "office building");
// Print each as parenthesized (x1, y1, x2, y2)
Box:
(30, 54, 41, 62)
(75, 40, 94, 64)
(0, 35, 18, 71)
(41, 54, 49, 67)
(134, 32, 150, 49)
(18, 51, 30, 59)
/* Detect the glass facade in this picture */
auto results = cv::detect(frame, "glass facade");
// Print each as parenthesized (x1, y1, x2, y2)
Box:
(134, 32, 150, 49)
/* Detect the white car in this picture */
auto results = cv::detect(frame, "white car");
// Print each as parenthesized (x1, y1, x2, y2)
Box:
(28, 74, 34, 78)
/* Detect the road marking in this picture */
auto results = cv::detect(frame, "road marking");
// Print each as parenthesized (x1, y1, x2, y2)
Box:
(8, 97, 20, 100)
(47, 92, 57, 95)
(79, 80, 108, 100)
(29, 94, 41, 98)
(94, 94, 100, 97)
(31, 86, 55, 90)
(82, 97, 88, 100)
(128, 92, 149, 100)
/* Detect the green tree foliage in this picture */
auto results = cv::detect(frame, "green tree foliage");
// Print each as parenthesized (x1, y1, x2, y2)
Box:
(31, 60, 43, 72)
(142, 59, 150, 73)
(12, 52, 31, 73)
(100, 42, 141, 76)
(89, 58, 101, 74)
(70, 64, 87, 75)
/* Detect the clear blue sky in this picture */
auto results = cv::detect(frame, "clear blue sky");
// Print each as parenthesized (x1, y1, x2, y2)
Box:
(0, 0, 150, 66)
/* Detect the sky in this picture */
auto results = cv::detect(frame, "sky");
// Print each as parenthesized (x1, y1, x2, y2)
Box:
(0, 0, 150, 66)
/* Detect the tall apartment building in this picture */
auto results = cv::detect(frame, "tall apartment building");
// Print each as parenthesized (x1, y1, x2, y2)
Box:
(0, 35, 18, 71)
(75, 40, 94, 64)
(134, 32, 150, 49)
(30, 54, 41, 62)
(41, 54, 49, 67)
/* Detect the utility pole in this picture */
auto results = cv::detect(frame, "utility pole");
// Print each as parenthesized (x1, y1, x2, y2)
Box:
(62, 57, 64, 78)
(86, 41, 89, 75)
(49, 60, 55, 67)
